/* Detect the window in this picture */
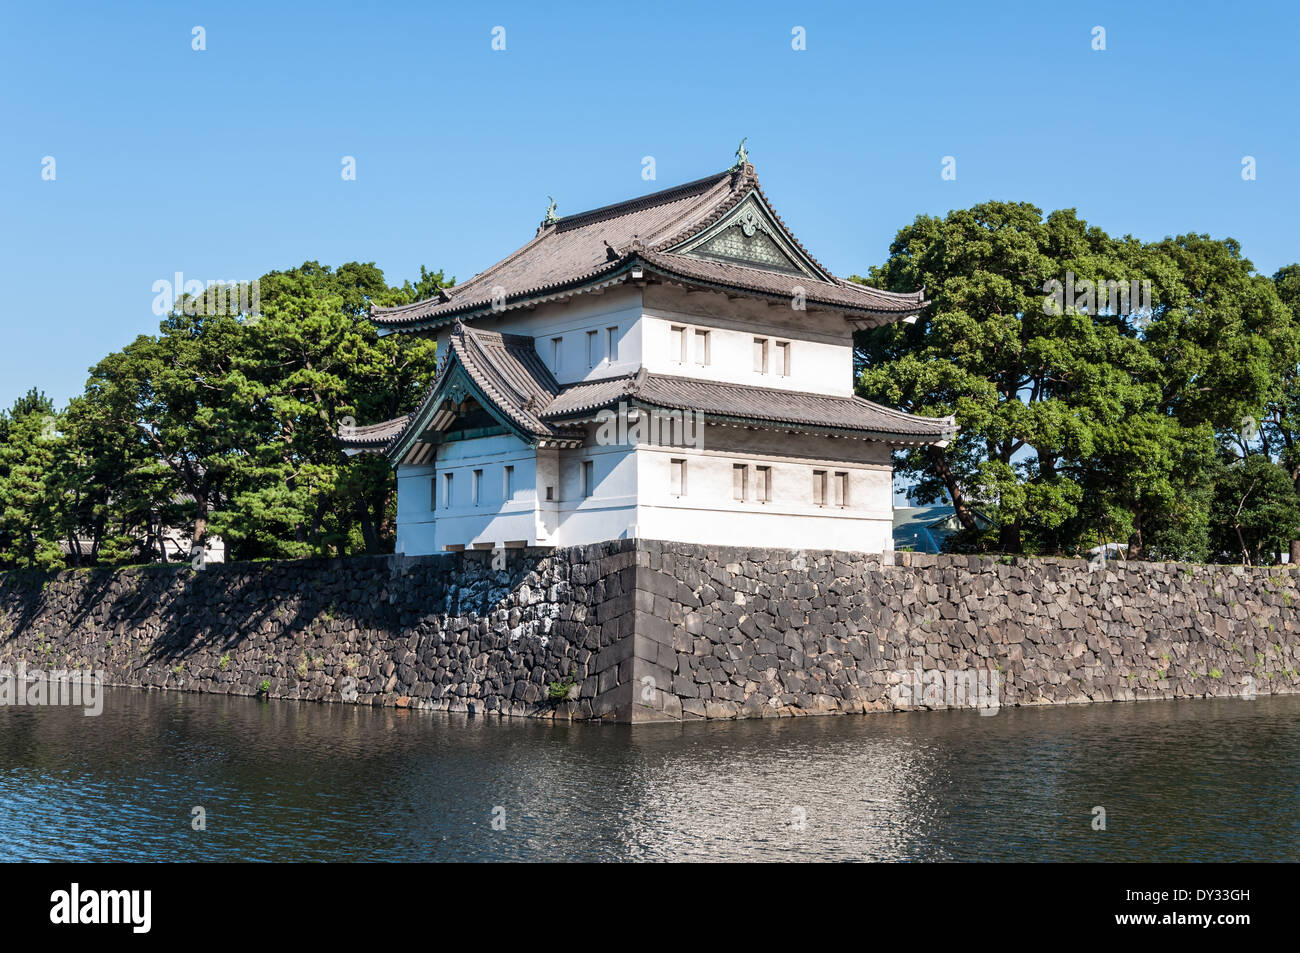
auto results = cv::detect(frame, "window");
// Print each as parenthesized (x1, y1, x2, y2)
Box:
(430, 474, 437, 510)
(582, 460, 594, 498)
(545, 485, 554, 502)
(694, 328, 710, 365)
(670, 325, 686, 363)
(812, 469, 827, 506)
(755, 465, 771, 502)
(551, 337, 562, 371)
(833, 471, 849, 507)
(733, 463, 748, 501)
(586, 330, 598, 368)
(443, 472, 453, 507)
(753, 338, 768, 374)
(472, 469, 483, 504)
(606, 327, 618, 363)
(670, 458, 686, 496)
(503, 465, 514, 500)
(776, 341, 791, 376)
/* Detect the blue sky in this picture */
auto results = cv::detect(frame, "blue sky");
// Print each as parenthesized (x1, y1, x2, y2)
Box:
(2, 0, 1297, 410)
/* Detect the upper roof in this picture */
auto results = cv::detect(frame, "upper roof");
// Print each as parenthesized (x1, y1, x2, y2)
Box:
(369, 163, 925, 332)
(342, 324, 955, 462)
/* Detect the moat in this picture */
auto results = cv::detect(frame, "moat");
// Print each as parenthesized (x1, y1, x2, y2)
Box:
(1, 688, 1296, 862)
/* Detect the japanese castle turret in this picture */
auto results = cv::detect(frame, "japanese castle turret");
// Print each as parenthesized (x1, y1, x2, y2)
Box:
(341, 155, 955, 555)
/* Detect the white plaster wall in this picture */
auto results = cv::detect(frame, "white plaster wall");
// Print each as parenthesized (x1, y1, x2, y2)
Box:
(641, 284, 856, 397)
(550, 440, 639, 547)
(481, 286, 644, 385)
(396, 433, 540, 554)
(396, 422, 896, 555)
(632, 426, 895, 553)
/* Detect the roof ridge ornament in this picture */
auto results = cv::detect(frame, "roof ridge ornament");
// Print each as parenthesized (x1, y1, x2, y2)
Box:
(733, 138, 749, 169)
(543, 195, 559, 226)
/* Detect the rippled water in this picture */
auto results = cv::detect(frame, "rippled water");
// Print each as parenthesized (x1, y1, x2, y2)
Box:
(1, 688, 1296, 861)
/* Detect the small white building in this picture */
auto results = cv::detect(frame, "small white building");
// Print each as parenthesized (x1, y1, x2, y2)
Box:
(342, 156, 954, 555)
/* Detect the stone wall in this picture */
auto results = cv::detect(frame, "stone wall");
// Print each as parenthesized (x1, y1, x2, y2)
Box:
(628, 541, 1300, 722)
(0, 545, 640, 721)
(1, 539, 1297, 723)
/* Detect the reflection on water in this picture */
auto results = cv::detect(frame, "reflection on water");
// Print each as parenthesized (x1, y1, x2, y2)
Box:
(1, 688, 1296, 861)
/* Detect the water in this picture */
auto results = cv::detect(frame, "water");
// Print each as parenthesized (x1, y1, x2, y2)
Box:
(1, 688, 1296, 861)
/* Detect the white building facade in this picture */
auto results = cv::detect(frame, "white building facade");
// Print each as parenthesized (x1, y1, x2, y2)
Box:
(342, 160, 954, 555)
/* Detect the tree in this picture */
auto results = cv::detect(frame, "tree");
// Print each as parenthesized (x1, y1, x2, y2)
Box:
(1208, 454, 1300, 564)
(0, 390, 71, 569)
(204, 262, 441, 559)
(856, 205, 1299, 559)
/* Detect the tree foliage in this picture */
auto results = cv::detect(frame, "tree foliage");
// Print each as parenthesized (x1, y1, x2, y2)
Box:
(856, 202, 1300, 563)
(0, 262, 444, 570)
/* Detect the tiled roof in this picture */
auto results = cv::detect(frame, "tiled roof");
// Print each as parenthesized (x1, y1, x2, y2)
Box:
(342, 324, 954, 456)
(543, 370, 955, 442)
(370, 165, 924, 330)
(338, 418, 408, 448)
(339, 324, 580, 456)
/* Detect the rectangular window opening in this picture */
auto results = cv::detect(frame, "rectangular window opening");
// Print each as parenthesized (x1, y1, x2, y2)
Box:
(503, 465, 514, 500)
(670, 458, 686, 496)
(606, 326, 618, 363)
(753, 338, 768, 374)
(755, 465, 771, 502)
(582, 460, 594, 498)
(670, 325, 686, 363)
(812, 469, 827, 507)
(834, 471, 849, 508)
(472, 469, 483, 505)
(694, 328, 710, 365)
(733, 463, 748, 501)
(776, 341, 791, 376)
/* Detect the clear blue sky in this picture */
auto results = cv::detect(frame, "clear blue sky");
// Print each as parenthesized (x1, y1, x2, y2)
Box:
(2, 0, 1296, 410)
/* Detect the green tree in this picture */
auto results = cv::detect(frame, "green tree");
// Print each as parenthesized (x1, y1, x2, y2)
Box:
(1208, 454, 1300, 564)
(856, 204, 1298, 559)
(0, 391, 71, 569)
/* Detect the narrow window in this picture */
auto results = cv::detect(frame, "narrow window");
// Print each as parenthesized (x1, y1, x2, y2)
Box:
(545, 485, 554, 502)
(551, 336, 562, 371)
(753, 338, 768, 374)
(670, 325, 686, 363)
(443, 472, 453, 508)
(472, 469, 483, 504)
(812, 469, 827, 506)
(694, 329, 710, 365)
(503, 465, 514, 500)
(586, 330, 598, 368)
(606, 326, 618, 363)
(755, 465, 771, 502)
(733, 463, 748, 501)
(834, 471, 849, 507)
(582, 460, 594, 498)
(670, 458, 686, 496)
(776, 341, 791, 376)
(430, 474, 437, 510)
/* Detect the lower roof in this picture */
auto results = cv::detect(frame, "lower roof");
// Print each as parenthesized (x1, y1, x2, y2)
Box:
(340, 325, 955, 461)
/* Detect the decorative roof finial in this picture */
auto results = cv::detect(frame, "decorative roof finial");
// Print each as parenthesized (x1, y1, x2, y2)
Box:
(734, 137, 749, 168)
(543, 195, 559, 225)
